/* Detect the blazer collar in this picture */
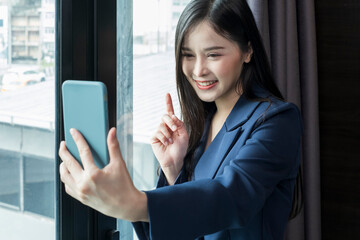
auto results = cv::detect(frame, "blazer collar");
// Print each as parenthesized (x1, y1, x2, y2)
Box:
(225, 84, 270, 132)
(194, 84, 271, 180)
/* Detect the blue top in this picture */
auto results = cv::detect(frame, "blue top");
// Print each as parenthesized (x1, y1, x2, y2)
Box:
(133, 86, 303, 240)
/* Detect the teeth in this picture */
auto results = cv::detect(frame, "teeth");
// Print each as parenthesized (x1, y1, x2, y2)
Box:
(197, 81, 217, 86)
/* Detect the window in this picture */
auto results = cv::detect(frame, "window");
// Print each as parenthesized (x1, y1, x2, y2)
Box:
(118, 0, 190, 239)
(1, 0, 193, 238)
(132, 0, 190, 192)
(0, 151, 20, 208)
(0, 0, 55, 239)
(45, 27, 55, 34)
(46, 12, 55, 20)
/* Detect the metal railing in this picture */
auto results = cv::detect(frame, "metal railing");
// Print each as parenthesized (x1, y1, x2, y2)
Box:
(0, 111, 54, 130)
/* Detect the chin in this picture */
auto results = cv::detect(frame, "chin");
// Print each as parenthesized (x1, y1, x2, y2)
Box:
(197, 95, 217, 103)
(191, 85, 218, 102)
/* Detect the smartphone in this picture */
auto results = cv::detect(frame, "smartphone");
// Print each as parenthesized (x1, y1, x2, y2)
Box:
(62, 80, 109, 169)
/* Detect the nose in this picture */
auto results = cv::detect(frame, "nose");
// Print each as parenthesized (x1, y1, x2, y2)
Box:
(192, 57, 208, 78)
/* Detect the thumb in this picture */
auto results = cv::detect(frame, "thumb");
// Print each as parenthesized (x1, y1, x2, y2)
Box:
(107, 127, 123, 165)
(171, 115, 188, 136)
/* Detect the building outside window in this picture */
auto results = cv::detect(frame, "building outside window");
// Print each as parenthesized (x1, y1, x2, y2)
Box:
(0, 0, 55, 239)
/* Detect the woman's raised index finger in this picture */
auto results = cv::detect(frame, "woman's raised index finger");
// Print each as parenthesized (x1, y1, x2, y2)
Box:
(165, 93, 174, 115)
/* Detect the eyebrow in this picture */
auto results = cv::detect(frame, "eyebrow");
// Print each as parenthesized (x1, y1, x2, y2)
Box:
(181, 46, 225, 51)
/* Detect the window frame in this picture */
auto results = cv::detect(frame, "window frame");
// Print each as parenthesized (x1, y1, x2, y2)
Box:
(55, 0, 118, 239)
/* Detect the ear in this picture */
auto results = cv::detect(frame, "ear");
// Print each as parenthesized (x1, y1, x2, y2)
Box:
(244, 42, 253, 63)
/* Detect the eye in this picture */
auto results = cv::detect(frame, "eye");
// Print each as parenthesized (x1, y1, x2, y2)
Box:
(208, 53, 221, 58)
(182, 52, 194, 58)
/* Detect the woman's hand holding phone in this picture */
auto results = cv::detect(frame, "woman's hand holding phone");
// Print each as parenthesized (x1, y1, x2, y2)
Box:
(58, 93, 188, 220)
(59, 127, 148, 222)
(150, 93, 189, 185)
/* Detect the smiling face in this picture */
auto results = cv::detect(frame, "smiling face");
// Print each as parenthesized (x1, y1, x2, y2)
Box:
(181, 21, 252, 107)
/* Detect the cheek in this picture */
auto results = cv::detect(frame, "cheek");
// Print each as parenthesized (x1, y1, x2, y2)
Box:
(182, 60, 192, 79)
(181, 63, 194, 89)
(214, 58, 243, 79)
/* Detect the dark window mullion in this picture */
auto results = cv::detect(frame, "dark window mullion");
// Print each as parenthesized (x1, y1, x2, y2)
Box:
(95, 0, 117, 237)
(56, 0, 117, 238)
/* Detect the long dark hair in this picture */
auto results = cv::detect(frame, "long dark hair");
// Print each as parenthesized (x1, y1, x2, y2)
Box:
(175, 0, 302, 219)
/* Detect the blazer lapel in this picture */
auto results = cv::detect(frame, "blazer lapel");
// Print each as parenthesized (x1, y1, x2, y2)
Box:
(194, 92, 267, 180)
(194, 126, 242, 180)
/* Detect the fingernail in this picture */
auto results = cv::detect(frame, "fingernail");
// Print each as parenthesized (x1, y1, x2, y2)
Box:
(70, 128, 75, 136)
(112, 128, 117, 138)
(164, 140, 168, 146)
(168, 138, 173, 144)
(171, 125, 177, 131)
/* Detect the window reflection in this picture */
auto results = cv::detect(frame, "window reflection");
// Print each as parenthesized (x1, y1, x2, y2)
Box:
(132, 0, 190, 182)
(132, 0, 189, 191)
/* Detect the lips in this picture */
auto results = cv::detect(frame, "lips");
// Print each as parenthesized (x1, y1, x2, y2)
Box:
(194, 80, 218, 90)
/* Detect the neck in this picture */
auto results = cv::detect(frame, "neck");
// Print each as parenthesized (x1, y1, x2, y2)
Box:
(214, 92, 242, 119)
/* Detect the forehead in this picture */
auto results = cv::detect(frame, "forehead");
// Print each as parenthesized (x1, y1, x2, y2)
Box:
(183, 21, 236, 49)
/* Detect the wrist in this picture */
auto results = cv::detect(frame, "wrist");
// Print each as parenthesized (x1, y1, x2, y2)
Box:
(161, 164, 183, 185)
(128, 191, 148, 222)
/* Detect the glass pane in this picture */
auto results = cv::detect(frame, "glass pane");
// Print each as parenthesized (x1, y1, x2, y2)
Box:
(132, 0, 189, 192)
(0, 151, 20, 207)
(24, 156, 54, 218)
(117, 0, 190, 239)
(0, 0, 55, 239)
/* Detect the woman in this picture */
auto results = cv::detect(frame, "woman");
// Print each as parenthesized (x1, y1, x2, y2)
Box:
(59, 0, 303, 239)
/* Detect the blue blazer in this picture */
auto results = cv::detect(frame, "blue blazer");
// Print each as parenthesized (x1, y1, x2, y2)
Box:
(133, 86, 303, 240)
